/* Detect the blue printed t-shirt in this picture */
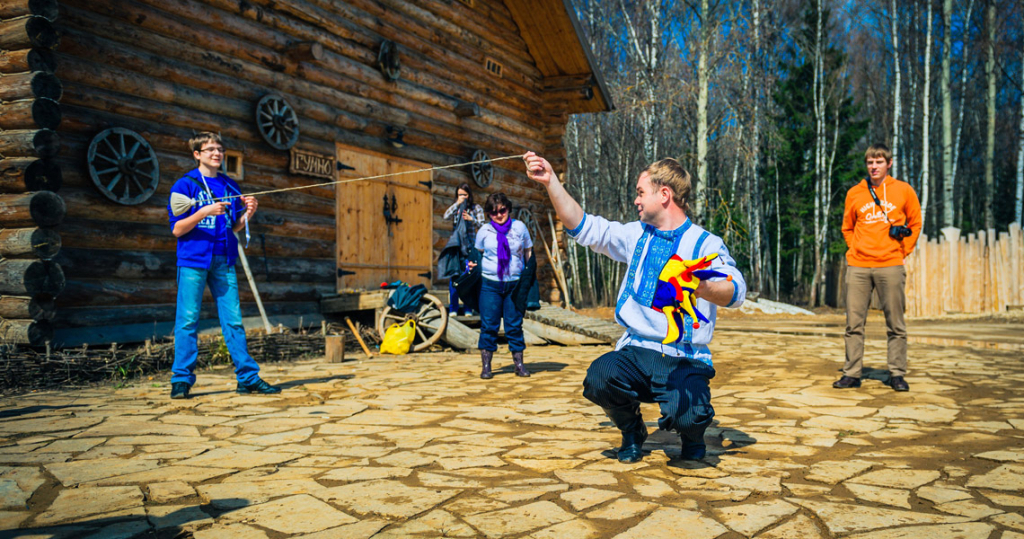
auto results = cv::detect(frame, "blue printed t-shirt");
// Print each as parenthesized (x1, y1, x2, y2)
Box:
(168, 169, 246, 269)
(475, 220, 533, 281)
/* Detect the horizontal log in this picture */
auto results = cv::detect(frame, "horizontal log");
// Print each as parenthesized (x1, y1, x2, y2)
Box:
(542, 74, 597, 91)
(0, 70, 61, 102)
(59, 277, 332, 308)
(285, 41, 323, 62)
(0, 47, 55, 73)
(56, 247, 335, 283)
(0, 294, 55, 320)
(0, 190, 64, 227)
(0, 227, 60, 258)
(0, 318, 52, 345)
(0, 129, 60, 158)
(53, 300, 319, 328)
(0, 15, 59, 50)
(0, 97, 62, 130)
(0, 258, 64, 295)
(0, 0, 59, 21)
(0, 158, 62, 192)
(543, 86, 594, 103)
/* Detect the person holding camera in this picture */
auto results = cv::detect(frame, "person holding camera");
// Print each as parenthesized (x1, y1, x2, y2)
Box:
(835, 143, 921, 392)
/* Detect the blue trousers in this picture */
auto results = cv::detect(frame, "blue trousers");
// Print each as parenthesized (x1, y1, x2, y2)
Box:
(172, 256, 260, 386)
(477, 278, 525, 352)
(583, 346, 715, 444)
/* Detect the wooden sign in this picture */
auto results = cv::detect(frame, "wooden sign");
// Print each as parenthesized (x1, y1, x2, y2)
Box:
(289, 148, 335, 180)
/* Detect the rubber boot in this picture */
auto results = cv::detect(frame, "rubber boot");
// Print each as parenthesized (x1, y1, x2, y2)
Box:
(603, 404, 648, 463)
(480, 350, 494, 380)
(678, 433, 707, 461)
(512, 351, 530, 377)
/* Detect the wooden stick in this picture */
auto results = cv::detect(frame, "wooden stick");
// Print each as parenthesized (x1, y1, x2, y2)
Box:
(345, 316, 373, 358)
(547, 212, 572, 308)
(236, 231, 272, 334)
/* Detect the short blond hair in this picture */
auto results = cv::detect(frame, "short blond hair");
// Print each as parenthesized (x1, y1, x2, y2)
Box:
(864, 143, 892, 163)
(189, 132, 223, 153)
(643, 158, 691, 214)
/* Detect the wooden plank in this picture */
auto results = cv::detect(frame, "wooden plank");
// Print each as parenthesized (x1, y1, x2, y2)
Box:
(320, 291, 390, 313)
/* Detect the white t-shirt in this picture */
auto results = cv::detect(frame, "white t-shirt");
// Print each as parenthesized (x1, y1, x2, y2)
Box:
(475, 220, 533, 281)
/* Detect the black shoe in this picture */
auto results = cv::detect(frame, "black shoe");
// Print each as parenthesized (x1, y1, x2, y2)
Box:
(170, 382, 191, 399)
(832, 376, 861, 389)
(889, 376, 909, 392)
(679, 441, 707, 461)
(603, 406, 647, 463)
(236, 378, 281, 394)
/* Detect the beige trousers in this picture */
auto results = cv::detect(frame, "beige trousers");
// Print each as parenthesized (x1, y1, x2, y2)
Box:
(843, 264, 907, 378)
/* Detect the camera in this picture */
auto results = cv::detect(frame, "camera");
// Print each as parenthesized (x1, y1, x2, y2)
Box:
(889, 225, 912, 239)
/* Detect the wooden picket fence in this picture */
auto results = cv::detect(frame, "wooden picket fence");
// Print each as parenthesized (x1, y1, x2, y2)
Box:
(905, 222, 1024, 317)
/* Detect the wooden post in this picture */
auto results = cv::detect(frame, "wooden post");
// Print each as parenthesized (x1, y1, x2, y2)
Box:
(325, 334, 345, 363)
(345, 316, 373, 359)
(236, 232, 272, 334)
(547, 212, 571, 308)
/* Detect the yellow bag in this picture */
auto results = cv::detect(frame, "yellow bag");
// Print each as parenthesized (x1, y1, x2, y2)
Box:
(380, 320, 416, 355)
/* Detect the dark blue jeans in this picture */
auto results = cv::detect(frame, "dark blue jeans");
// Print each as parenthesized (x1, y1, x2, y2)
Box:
(477, 278, 525, 352)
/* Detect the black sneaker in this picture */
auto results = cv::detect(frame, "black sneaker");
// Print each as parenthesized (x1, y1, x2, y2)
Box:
(832, 376, 861, 389)
(236, 378, 281, 394)
(170, 382, 191, 399)
(889, 376, 909, 392)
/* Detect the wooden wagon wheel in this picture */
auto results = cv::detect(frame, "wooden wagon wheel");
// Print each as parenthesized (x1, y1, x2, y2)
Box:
(376, 293, 449, 353)
(377, 39, 401, 82)
(470, 149, 492, 188)
(516, 207, 536, 232)
(256, 93, 299, 150)
(87, 128, 160, 205)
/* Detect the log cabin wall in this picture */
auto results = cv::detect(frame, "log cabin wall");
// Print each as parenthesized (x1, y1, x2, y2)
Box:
(10, 0, 609, 347)
(0, 0, 64, 346)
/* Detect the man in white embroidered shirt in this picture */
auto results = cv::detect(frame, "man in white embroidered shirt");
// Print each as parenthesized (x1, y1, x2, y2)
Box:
(524, 152, 746, 462)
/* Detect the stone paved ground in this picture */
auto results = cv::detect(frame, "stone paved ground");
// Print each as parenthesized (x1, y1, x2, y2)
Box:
(1, 323, 1023, 538)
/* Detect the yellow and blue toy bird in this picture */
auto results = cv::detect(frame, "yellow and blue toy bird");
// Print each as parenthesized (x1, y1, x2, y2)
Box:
(651, 253, 733, 344)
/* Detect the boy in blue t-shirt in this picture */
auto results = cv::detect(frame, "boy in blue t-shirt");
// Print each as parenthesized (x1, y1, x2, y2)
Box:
(166, 132, 280, 399)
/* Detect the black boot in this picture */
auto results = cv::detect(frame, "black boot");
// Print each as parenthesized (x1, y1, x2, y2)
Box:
(480, 350, 494, 379)
(603, 404, 647, 463)
(512, 351, 530, 377)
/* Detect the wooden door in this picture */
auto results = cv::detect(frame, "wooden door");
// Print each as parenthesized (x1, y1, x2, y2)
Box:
(336, 144, 433, 291)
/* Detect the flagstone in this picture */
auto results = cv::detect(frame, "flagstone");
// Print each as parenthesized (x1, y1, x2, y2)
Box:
(219, 494, 357, 534)
(990, 512, 1024, 532)
(34, 486, 144, 525)
(319, 466, 413, 482)
(917, 486, 973, 504)
(221, 466, 325, 482)
(146, 504, 213, 530)
(436, 456, 508, 470)
(560, 487, 623, 511)
(481, 482, 570, 502)
(0, 509, 29, 529)
(805, 459, 875, 484)
(966, 464, 1024, 491)
(45, 458, 159, 487)
(0, 417, 102, 434)
(876, 405, 960, 423)
(804, 415, 886, 433)
(0, 478, 29, 509)
(463, 501, 574, 538)
(241, 427, 314, 446)
(176, 447, 297, 469)
(526, 518, 601, 539)
(193, 524, 271, 539)
(788, 498, 972, 535)
(105, 435, 208, 445)
(845, 483, 911, 508)
(933, 499, 1003, 518)
(91, 465, 234, 486)
(80, 519, 152, 539)
(377, 428, 463, 448)
(290, 519, 389, 539)
(147, 481, 196, 503)
(612, 508, 729, 539)
(973, 449, 1024, 463)
(783, 482, 833, 496)
(159, 415, 232, 427)
(714, 499, 798, 536)
(587, 498, 657, 520)
(554, 469, 618, 486)
(198, 479, 326, 509)
(373, 451, 437, 468)
(441, 419, 515, 432)
(416, 471, 485, 488)
(979, 491, 1024, 506)
(506, 458, 584, 472)
(504, 441, 609, 459)
(842, 522, 995, 539)
(631, 476, 676, 498)
(339, 410, 445, 426)
(76, 419, 201, 438)
(0, 452, 73, 464)
(376, 509, 476, 538)
(847, 469, 940, 489)
(716, 475, 783, 494)
(320, 479, 460, 518)
(34, 439, 104, 453)
(444, 496, 511, 516)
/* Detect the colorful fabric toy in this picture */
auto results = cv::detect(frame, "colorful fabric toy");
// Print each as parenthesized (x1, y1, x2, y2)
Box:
(651, 253, 733, 344)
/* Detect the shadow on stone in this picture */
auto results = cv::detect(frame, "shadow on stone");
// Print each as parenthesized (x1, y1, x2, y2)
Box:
(0, 499, 248, 539)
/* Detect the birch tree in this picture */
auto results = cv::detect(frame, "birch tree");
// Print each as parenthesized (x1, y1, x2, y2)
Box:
(941, 0, 954, 227)
(983, 0, 995, 229)
(889, 0, 902, 182)
(921, 0, 933, 228)
(1018, 11, 1024, 223)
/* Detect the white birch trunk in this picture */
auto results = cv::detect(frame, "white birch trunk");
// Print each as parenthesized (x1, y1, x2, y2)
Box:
(1017, 11, 1024, 224)
(941, 0, 954, 227)
(922, 0, 933, 227)
(983, 0, 995, 229)
(890, 0, 902, 181)
(695, 0, 711, 221)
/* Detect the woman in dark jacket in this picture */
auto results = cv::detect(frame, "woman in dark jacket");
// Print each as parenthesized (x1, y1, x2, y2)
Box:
(443, 183, 485, 316)
(473, 193, 533, 379)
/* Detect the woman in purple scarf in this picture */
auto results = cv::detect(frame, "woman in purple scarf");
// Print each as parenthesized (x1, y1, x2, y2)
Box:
(474, 193, 534, 379)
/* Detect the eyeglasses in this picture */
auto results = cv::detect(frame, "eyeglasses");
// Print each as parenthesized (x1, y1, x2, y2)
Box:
(199, 147, 225, 154)
(490, 207, 508, 216)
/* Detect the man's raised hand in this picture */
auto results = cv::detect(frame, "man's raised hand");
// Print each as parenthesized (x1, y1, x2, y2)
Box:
(523, 152, 554, 186)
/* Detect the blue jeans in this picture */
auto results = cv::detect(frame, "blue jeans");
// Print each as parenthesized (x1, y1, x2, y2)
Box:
(172, 256, 260, 386)
(477, 278, 525, 352)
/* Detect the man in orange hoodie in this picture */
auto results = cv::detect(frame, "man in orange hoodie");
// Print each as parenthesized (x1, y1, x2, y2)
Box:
(835, 143, 922, 392)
